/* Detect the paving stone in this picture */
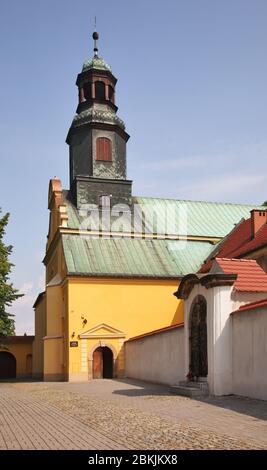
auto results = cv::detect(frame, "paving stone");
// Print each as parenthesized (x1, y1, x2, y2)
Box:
(2, 379, 266, 450)
(0, 385, 127, 450)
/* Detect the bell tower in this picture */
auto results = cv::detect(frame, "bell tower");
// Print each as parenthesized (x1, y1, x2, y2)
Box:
(66, 31, 132, 209)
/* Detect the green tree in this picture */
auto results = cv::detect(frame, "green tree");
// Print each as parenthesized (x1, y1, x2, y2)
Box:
(0, 209, 22, 337)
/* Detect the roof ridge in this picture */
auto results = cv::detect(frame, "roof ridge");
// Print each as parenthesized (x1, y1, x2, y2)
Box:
(63, 188, 262, 208)
(134, 195, 263, 207)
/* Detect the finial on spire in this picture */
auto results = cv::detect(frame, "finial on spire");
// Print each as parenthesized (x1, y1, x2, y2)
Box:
(92, 17, 99, 57)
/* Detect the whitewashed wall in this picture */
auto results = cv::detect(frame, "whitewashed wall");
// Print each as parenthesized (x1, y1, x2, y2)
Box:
(125, 288, 267, 399)
(232, 307, 267, 400)
(125, 326, 185, 385)
(184, 284, 234, 395)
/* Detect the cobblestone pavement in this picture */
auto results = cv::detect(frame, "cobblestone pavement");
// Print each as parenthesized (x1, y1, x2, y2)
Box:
(0, 385, 126, 450)
(1, 379, 266, 450)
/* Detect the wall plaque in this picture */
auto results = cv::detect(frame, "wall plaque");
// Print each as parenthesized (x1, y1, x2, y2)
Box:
(70, 341, 78, 347)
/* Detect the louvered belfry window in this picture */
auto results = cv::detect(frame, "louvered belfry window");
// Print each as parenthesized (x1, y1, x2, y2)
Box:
(96, 137, 112, 162)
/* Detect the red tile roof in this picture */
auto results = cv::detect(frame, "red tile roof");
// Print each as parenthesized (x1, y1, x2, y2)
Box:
(230, 223, 267, 258)
(200, 218, 252, 273)
(127, 322, 184, 342)
(200, 214, 267, 273)
(215, 258, 267, 292)
(219, 219, 252, 256)
(232, 298, 267, 314)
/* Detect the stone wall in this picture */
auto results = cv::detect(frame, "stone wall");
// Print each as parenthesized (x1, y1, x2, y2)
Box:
(75, 176, 132, 209)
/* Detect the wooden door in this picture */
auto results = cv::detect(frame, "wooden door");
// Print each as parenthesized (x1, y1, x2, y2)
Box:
(93, 348, 103, 379)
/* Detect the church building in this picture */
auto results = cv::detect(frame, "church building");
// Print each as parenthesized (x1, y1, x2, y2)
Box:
(32, 32, 262, 382)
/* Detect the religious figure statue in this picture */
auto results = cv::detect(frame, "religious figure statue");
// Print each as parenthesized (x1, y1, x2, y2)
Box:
(189, 303, 200, 377)
(189, 298, 208, 379)
(198, 303, 208, 377)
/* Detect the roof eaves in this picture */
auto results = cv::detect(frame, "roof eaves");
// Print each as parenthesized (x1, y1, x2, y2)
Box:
(67, 272, 181, 280)
(126, 322, 184, 342)
(33, 291, 45, 309)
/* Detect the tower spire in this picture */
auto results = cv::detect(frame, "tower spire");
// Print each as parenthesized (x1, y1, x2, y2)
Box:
(92, 17, 99, 57)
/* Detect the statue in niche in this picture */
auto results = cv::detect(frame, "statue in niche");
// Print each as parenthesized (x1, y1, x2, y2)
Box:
(198, 302, 208, 377)
(189, 303, 200, 378)
(189, 298, 208, 379)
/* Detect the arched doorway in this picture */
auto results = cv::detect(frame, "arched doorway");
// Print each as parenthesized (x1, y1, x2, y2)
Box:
(189, 296, 208, 379)
(0, 351, 16, 379)
(93, 346, 113, 379)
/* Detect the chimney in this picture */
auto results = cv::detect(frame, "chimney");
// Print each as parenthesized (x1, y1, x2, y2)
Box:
(250, 209, 267, 237)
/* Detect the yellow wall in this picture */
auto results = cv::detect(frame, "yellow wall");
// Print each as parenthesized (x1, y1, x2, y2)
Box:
(46, 284, 63, 336)
(66, 277, 183, 381)
(32, 295, 46, 379)
(38, 214, 185, 382)
(44, 337, 64, 381)
(68, 277, 182, 336)
(43, 283, 66, 381)
(0, 339, 33, 378)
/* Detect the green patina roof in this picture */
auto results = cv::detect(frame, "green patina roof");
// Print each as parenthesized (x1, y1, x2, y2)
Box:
(62, 235, 213, 278)
(72, 108, 125, 130)
(63, 192, 262, 239)
(61, 192, 263, 278)
(82, 56, 112, 73)
(135, 197, 264, 238)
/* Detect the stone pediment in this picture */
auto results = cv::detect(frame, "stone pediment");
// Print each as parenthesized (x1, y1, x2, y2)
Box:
(79, 323, 126, 339)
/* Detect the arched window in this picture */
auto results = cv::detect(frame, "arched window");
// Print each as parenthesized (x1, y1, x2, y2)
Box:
(95, 81, 105, 100)
(83, 82, 92, 100)
(96, 137, 112, 162)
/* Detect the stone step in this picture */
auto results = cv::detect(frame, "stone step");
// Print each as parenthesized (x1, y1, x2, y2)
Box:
(169, 384, 209, 398)
(179, 380, 209, 392)
(179, 381, 202, 389)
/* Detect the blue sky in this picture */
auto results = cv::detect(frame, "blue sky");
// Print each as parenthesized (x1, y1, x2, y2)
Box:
(0, 0, 267, 333)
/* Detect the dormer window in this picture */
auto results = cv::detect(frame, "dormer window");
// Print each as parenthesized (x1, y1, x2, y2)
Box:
(96, 137, 112, 162)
